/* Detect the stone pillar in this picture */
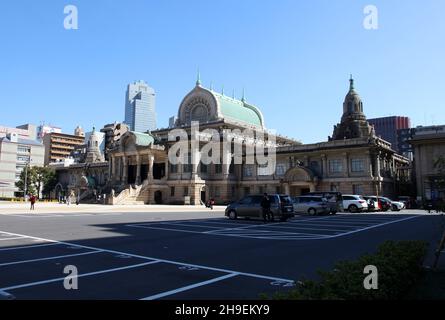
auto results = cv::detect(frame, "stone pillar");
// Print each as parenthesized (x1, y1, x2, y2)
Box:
(191, 146, 201, 177)
(148, 155, 154, 181)
(374, 153, 382, 179)
(164, 159, 169, 180)
(136, 155, 141, 185)
(343, 152, 349, 178)
(222, 151, 232, 178)
(284, 183, 290, 196)
(122, 156, 128, 184)
(321, 154, 327, 177)
(111, 155, 116, 181)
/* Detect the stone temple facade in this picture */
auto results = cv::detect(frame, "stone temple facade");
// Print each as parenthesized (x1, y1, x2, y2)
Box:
(54, 77, 411, 205)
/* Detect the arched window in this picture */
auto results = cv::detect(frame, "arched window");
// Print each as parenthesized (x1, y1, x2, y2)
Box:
(191, 104, 208, 123)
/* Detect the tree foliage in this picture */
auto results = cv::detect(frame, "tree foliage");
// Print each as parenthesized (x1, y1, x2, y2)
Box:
(15, 166, 58, 198)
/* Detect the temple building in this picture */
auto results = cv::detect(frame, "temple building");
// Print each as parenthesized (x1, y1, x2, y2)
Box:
(54, 76, 411, 205)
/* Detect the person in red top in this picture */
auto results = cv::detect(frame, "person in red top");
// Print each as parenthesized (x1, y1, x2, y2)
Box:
(29, 194, 36, 211)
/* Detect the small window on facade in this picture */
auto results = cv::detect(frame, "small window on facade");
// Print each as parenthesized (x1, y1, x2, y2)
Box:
(329, 159, 343, 173)
(351, 159, 365, 172)
(353, 184, 363, 195)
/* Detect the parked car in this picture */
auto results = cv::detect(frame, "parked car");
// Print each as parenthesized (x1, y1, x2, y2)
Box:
(306, 192, 343, 214)
(377, 197, 392, 212)
(225, 194, 295, 221)
(292, 196, 330, 215)
(380, 197, 406, 211)
(364, 196, 379, 212)
(342, 195, 368, 213)
(398, 196, 414, 209)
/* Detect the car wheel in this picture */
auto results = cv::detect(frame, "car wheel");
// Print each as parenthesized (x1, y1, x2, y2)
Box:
(228, 210, 237, 220)
(348, 205, 358, 213)
(330, 210, 337, 215)
(392, 205, 400, 212)
(308, 208, 317, 215)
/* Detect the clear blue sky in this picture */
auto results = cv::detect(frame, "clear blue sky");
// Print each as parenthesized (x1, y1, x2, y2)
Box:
(0, 0, 444, 143)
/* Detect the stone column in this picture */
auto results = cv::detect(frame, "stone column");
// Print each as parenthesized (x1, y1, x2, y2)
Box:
(122, 156, 128, 184)
(321, 154, 327, 177)
(148, 155, 154, 181)
(111, 155, 116, 181)
(164, 159, 169, 180)
(136, 155, 141, 185)
(191, 147, 201, 177)
(343, 152, 349, 178)
(222, 151, 232, 178)
(374, 153, 382, 179)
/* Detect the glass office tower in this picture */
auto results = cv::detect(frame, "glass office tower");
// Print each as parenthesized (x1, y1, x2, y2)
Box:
(125, 80, 156, 132)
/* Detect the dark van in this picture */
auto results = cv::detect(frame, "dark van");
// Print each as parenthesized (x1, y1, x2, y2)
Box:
(225, 194, 294, 221)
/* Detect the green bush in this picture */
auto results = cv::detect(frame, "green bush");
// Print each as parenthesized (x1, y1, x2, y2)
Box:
(270, 240, 428, 300)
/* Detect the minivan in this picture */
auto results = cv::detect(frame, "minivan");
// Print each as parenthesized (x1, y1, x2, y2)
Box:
(225, 194, 295, 221)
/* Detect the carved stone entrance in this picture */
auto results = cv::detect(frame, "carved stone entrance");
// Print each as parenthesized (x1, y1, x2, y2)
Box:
(283, 166, 318, 197)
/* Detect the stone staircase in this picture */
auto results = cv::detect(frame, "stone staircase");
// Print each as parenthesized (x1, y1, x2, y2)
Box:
(110, 184, 148, 205)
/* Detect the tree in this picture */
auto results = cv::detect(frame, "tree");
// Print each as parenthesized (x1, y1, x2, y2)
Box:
(15, 166, 58, 199)
(41, 168, 58, 198)
(15, 166, 37, 196)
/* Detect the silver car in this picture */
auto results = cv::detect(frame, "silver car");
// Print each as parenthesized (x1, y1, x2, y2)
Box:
(293, 196, 330, 215)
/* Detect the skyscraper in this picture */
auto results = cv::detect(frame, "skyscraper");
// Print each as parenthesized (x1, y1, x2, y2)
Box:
(124, 80, 156, 133)
(368, 116, 411, 154)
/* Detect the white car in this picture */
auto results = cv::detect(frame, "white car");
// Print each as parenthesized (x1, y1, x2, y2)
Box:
(342, 195, 369, 213)
(381, 197, 405, 211)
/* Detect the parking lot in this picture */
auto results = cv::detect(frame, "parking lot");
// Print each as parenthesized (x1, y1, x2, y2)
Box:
(0, 207, 443, 300)
(128, 214, 422, 240)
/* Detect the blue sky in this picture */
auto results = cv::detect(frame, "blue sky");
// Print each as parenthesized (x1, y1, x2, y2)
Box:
(0, 0, 444, 143)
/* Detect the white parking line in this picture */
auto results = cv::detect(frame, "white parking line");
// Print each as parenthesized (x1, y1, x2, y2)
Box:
(0, 237, 26, 241)
(141, 273, 239, 300)
(0, 261, 162, 292)
(0, 230, 295, 285)
(160, 222, 222, 229)
(128, 215, 422, 241)
(0, 251, 102, 267)
(0, 243, 59, 251)
(322, 215, 421, 239)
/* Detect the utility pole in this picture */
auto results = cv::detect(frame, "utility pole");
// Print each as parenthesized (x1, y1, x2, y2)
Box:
(23, 158, 31, 201)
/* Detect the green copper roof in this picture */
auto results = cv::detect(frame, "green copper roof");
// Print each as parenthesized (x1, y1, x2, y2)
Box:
(213, 92, 263, 127)
(131, 131, 155, 146)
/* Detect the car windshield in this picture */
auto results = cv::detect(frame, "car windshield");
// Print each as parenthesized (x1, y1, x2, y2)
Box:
(280, 196, 292, 204)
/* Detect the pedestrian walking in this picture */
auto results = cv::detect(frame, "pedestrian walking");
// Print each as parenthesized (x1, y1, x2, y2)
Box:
(261, 193, 271, 223)
(30, 194, 36, 211)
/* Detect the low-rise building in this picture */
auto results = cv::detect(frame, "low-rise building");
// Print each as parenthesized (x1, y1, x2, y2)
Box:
(43, 131, 85, 165)
(0, 132, 44, 198)
(409, 125, 445, 201)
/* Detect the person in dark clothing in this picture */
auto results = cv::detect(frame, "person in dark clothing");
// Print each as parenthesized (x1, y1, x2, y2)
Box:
(29, 194, 36, 211)
(260, 193, 271, 223)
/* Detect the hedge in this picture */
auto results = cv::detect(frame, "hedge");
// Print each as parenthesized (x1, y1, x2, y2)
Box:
(269, 240, 428, 300)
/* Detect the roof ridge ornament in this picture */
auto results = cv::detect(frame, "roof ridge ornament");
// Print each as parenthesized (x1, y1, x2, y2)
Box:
(349, 74, 354, 90)
(196, 68, 201, 87)
(241, 88, 246, 102)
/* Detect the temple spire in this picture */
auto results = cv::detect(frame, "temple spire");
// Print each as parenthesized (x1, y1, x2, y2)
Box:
(241, 88, 246, 102)
(221, 85, 225, 96)
(349, 74, 354, 90)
